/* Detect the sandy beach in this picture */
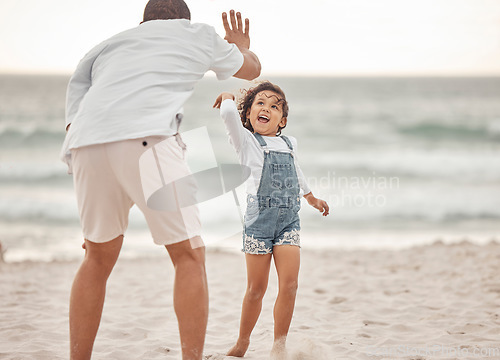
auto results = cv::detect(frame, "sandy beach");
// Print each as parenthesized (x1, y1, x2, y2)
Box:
(1, 240, 500, 360)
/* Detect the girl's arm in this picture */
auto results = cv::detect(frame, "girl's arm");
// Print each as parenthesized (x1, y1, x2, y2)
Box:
(290, 137, 312, 195)
(290, 138, 329, 216)
(304, 192, 330, 216)
(213, 92, 234, 108)
(213, 92, 248, 151)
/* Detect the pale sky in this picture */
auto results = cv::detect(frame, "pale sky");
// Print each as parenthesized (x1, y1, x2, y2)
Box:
(1, 0, 500, 76)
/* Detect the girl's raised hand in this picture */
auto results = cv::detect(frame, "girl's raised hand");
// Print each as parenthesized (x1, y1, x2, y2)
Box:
(213, 92, 235, 109)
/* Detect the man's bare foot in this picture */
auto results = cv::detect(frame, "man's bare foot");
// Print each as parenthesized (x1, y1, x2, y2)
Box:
(226, 338, 250, 357)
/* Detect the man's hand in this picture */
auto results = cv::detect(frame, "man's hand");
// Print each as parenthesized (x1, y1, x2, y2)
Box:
(304, 192, 330, 216)
(222, 9, 261, 80)
(222, 10, 250, 50)
(213, 92, 235, 109)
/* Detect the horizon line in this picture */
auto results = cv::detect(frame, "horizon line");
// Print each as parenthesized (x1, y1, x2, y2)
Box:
(1, 70, 500, 78)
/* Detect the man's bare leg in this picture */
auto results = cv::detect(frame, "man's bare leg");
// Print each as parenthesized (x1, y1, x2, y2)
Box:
(69, 236, 123, 360)
(165, 237, 208, 360)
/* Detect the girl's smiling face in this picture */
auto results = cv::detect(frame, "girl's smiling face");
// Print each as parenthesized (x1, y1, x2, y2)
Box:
(246, 90, 287, 136)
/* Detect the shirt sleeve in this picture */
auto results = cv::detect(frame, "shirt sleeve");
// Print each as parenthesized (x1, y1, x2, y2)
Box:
(210, 29, 244, 80)
(220, 99, 248, 152)
(290, 137, 311, 195)
(65, 43, 106, 129)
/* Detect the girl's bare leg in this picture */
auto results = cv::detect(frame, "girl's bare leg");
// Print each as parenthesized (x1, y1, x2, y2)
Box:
(271, 245, 300, 357)
(227, 253, 272, 357)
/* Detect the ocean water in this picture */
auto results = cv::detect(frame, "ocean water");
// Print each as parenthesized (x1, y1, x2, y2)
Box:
(0, 74, 499, 262)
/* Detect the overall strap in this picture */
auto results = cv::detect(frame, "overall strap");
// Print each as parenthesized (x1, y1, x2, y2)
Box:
(280, 135, 294, 151)
(253, 132, 268, 147)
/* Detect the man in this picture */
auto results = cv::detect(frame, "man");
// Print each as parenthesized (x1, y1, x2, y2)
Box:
(61, 1, 261, 359)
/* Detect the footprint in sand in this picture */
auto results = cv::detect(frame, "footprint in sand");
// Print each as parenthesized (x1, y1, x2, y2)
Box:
(329, 296, 347, 304)
(314, 288, 327, 294)
(447, 323, 486, 335)
(363, 320, 389, 326)
(357, 333, 371, 338)
(204, 354, 225, 360)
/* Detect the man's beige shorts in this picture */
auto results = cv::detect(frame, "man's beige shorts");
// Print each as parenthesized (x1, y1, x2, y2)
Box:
(71, 135, 202, 247)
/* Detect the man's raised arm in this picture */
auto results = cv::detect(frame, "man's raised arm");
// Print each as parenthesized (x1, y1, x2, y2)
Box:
(222, 10, 261, 80)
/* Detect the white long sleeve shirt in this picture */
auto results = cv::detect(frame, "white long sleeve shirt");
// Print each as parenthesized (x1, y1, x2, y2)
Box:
(220, 99, 311, 196)
(61, 19, 243, 171)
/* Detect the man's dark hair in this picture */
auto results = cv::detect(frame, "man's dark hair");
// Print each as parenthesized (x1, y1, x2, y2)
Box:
(143, 0, 191, 22)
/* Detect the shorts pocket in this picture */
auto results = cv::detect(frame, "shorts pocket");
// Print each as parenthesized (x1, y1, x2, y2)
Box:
(244, 197, 260, 226)
(151, 136, 186, 161)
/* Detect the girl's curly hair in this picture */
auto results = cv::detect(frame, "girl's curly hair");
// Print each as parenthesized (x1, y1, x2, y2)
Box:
(237, 81, 289, 136)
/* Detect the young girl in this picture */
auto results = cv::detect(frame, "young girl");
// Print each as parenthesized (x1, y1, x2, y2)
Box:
(213, 81, 329, 358)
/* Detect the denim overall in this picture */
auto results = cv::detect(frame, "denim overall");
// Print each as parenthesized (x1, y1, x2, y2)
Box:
(243, 133, 301, 254)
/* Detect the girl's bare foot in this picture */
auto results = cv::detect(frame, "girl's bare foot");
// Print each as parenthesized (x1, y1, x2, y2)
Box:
(226, 338, 250, 357)
(270, 338, 287, 360)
